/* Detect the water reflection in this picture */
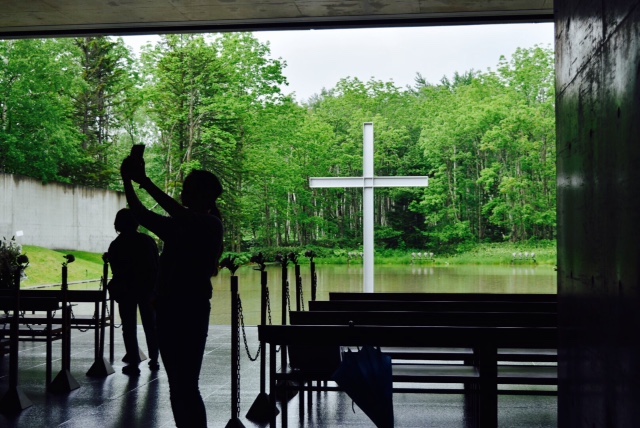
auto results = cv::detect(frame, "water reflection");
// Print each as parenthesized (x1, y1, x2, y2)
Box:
(411, 267, 435, 275)
(211, 264, 557, 326)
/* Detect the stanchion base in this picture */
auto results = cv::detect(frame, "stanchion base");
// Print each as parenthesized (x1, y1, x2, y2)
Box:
(48, 369, 81, 393)
(274, 380, 299, 402)
(0, 387, 33, 414)
(246, 392, 280, 422)
(224, 417, 246, 428)
(86, 357, 115, 377)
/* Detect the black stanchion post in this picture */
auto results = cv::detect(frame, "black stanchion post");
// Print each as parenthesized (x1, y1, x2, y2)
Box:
(223, 255, 245, 428)
(304, 250, 320, 394)
(49, 255, 80, 393)
(305, 251, 318, 302)
(296, 263, 301, 311)
(109, 290, 115, 361)
(274, 254, 297, 402)
(280, 255, 287, 366)
(289, 253, 302, 311)
(260, 271, 267, 393)
(311, 259, 317, 302)
(246, 254, 279, 422)
(87, 253, 115, 377)
(0, 268, 33, 414)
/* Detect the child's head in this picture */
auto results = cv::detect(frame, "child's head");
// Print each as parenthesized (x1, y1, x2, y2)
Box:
(114, 208, 139, 233)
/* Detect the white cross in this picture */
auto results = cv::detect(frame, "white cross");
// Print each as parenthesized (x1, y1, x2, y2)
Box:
(309, 123, 429, 292)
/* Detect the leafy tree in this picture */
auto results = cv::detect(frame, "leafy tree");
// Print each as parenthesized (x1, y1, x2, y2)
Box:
(0, 38, 84, 183)
(0, 37, 555, 253)
(140, 33, 289, 251)
(415, 45, 555, 248)
(71, 36, 139, 187)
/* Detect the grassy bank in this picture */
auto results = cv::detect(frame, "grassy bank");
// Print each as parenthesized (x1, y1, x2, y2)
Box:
(15, 241, 556, 287)
(316, 241, 556, 267)
(19, 245, 106, 288)
(431, 241, 556, 266)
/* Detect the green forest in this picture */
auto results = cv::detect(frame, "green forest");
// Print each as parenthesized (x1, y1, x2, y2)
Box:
(0, 34, 555, 256)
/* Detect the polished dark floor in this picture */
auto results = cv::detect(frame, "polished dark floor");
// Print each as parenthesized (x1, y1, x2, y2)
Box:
(0, 316, 557, 428)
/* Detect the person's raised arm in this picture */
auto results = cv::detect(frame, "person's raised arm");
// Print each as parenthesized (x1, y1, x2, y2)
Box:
(121, 158, 147, 218)
(137, 176, 185, 218)
(121, 156, 185, 218)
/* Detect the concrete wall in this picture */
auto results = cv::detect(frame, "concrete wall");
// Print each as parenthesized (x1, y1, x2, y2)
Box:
(556, 1, 640, 426)
(0, 174, 126, 253)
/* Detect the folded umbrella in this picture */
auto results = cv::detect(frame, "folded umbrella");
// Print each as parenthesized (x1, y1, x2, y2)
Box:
(331, 345, 394, 428)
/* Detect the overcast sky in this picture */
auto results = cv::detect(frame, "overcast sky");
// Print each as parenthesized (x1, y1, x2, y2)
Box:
(123, 23, 554, 103)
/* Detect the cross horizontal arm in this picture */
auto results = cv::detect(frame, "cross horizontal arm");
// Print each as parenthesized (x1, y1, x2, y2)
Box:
(368, 176, 429, 187)
(309, 177, 364, 188)
(309, 176, 429, 188)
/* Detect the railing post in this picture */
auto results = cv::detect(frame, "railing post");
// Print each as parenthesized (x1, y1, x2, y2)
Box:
(289, 253, 302, 311)
(260, 271, 267, 392)
(295, 264, 302, 311)
(0, 269, 33, 413)
(246, 255, 279, 423)
(305, 251, 317, 302)
(221, 255, 246, 428)
(49, 255, 80, 393)
(86, 253, 114, 377)
(274, 254, 297, 402)
(280, 256, 288, 367)
(226, 275, 244, 427)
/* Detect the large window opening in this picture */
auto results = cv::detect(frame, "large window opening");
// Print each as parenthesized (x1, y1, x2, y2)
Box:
(0, 23, 556, 297)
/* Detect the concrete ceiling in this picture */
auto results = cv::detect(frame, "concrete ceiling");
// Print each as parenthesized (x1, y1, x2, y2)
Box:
(1, 0, 553, 38)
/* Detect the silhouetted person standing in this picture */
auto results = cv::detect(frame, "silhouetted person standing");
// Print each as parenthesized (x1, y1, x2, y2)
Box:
(108, 208, 160, 376)
(120, 154, 223, 428)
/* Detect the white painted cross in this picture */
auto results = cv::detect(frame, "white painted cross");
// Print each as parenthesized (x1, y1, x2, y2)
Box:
(309, 122, 429, 292)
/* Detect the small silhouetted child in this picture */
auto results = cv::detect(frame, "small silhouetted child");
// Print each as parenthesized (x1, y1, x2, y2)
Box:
(108, 208, 160, 375)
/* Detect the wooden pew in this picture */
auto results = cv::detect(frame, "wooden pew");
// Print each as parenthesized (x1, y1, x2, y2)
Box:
(0, 288, 115, 370)
(259, 324, 557, 428)
(291, 309, 557, 328)
(307, 297, 557, 360)
(329, 292, 557, 302)
(287, 301, 558, 420)
(288, 310, 557, 392)
(309, 299, 556, 313)
(289, 309, 557, 359)
(0, 296, 64, 386)
(7, 289, 114, 357)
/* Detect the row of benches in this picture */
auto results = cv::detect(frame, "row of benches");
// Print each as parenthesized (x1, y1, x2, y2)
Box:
(0, 285, 117, 397)
(259, 292, 558, 428)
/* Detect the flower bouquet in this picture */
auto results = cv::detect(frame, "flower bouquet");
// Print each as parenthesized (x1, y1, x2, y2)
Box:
(0, 236, 29, 289)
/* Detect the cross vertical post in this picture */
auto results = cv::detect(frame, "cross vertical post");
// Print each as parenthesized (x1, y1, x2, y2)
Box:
(309, 122, 428, 292)
(362, 123, 375, 293)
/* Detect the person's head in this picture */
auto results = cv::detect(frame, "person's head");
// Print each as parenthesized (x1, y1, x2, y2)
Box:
(181, 170, 223, 215)
(114, 208, 139, 234)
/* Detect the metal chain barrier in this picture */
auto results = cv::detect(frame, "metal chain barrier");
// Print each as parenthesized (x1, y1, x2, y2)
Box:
(265, 285, 280, 353)
(69, 306, 91, 333)
(298, 277, 305, 311)
(285, 280, 292, 313)
(265, 286, 273, 326)
(238, 295, 261, 362)
(105, 301, 121, 328)
(19, 311, 33, 330)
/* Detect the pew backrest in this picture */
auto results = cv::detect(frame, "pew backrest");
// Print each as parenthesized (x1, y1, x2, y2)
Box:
(261, 324, 557, 349)
(0, 296, 61, 312)
(329, 292, 557, 303)
(308, 299, 557, 313)
(289, 310, 557, 328)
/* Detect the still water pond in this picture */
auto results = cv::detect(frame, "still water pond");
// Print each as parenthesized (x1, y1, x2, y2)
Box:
(210, 264, 557, 325)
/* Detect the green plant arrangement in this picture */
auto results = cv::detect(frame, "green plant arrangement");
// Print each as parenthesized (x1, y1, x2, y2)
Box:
(0, 236, 30, 289)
